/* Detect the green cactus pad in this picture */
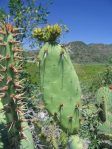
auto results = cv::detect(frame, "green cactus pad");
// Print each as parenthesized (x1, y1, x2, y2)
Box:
(67, 135, 88, 149)
(38, 43, 81, 134)
(20, 122, 34, 149)
(96, 86, 112, 138)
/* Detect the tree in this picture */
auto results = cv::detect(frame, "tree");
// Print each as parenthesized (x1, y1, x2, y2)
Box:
(0, 8, 7, 21)
(8, 0, 51, 46)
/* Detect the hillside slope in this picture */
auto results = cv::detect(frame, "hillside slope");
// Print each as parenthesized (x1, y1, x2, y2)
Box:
(66, 41, 112, 63)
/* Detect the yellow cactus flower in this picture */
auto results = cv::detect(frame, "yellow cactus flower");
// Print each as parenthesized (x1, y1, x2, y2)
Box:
(33, 24, 62, 42)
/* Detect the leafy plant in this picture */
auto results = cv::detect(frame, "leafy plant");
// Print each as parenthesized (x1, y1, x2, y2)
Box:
(9, 0, 51, 43)
(90, 64, 112, 93)
(80, 104, 101, 149)
(0, 8, 6, 21)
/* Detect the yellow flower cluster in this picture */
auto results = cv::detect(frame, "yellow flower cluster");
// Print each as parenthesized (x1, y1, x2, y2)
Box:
(33, 24, 62, 42)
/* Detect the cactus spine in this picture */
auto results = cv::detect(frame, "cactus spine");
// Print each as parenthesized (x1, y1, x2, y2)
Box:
(0, 23, 34, 149)
(33, 25, 81, 134)
(96, 86, 112, 138)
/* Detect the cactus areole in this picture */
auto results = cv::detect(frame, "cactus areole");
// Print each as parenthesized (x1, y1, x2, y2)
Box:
(0, 23, 34, 149)
(33, 25, 81, 134)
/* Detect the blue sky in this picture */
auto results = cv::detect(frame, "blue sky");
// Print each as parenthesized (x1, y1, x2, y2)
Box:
(47, 0, 112, 44)
(0, 0, 112, 44)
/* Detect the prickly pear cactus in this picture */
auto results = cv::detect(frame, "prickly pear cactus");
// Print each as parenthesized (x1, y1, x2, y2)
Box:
(33, 25, 81, 134)
(67, 135, 88, 149)
(96, 86, 112, 138)
(0, 23, 34, 149)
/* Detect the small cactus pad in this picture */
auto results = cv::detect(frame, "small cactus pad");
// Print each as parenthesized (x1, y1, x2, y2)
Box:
(38, 43, 81, 134)
(96, 86, 112, 137)
(67, 135, 88, 149)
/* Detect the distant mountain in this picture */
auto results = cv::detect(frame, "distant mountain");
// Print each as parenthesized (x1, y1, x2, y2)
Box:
(25, 41, 112, 63)
(66, 41, 112, 63)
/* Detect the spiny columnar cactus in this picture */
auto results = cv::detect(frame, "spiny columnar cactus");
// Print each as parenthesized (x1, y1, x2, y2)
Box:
(0, 22, 34, 149)
(33, 24, 81, 134)
(96, 86, 112, 138)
